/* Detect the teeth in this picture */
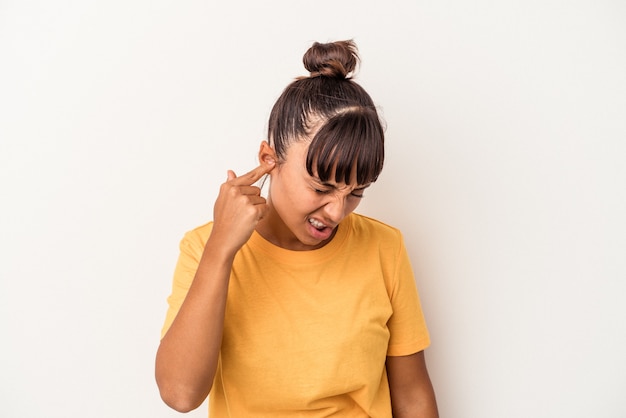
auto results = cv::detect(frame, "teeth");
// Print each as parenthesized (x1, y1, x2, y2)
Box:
(308, 218, 325, 229)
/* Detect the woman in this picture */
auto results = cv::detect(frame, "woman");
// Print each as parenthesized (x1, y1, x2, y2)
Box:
(156, 40, 438, 417)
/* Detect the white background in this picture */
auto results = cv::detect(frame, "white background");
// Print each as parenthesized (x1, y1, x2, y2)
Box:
(1, 1, 625, 417)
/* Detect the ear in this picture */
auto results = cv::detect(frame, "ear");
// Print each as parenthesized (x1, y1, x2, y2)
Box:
(258, 140, 278, 170)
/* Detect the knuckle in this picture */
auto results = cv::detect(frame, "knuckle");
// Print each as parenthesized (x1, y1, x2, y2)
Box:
(227, 186, 240, 197)
(220, 182, 233, 193)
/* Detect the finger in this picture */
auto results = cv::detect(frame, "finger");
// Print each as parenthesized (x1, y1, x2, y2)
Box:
(230, 162, 274, 186)
(246, 195, 266, 205)
(237, 185, 262, 196)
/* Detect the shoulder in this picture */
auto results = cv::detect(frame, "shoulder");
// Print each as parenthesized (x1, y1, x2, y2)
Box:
(348, 213, 404, 244)
(178, 221, 214, 256)
(184, 221, 214, 240)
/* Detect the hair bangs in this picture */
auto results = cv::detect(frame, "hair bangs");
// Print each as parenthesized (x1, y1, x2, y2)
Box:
(305, 109, 384, 185)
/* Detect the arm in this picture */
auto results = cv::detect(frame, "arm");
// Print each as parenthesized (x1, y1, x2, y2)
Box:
(387, 351, 439, 418)
(155, 162, 274, 412)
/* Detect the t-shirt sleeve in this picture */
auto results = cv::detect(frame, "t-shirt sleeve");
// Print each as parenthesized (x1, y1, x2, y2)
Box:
(160, 224, 212, 339)
(386, 232, 431, 356)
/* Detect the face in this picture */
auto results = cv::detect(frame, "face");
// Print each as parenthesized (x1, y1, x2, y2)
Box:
(257, 140, 370, 251)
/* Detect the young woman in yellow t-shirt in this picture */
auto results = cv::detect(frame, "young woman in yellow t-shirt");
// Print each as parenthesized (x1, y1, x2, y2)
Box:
(156, 40, 438, 418)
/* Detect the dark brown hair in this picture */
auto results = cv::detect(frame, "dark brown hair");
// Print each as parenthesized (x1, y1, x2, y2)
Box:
(267, 40, 385, 185)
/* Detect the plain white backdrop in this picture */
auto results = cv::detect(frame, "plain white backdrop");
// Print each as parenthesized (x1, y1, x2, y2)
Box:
(1, 1, 625, 417)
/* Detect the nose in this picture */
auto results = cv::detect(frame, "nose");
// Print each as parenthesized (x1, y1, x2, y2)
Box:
(323, 196, 347, 224)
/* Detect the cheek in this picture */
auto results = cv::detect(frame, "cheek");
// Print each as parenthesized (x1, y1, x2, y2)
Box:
(271, 175, 310, 209)
(292, 191, 323, 211)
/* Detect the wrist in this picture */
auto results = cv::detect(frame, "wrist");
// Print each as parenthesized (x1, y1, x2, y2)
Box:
(202, 234, 239, 264)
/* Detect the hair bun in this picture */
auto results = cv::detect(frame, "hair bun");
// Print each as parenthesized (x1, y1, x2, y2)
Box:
(303, 40, 359, 79)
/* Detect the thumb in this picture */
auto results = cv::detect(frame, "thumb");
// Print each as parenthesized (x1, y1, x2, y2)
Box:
(227, 170, 237, 181)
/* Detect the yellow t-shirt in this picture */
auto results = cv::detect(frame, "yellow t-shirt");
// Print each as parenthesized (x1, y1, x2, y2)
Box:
(161, 213, 430, 417)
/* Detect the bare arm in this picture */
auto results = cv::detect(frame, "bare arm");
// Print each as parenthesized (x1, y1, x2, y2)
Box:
(387, 351, 439, 418)
(155, 162, 274, 412)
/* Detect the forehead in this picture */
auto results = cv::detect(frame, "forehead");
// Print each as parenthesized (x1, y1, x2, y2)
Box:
(283, 141, 368, 187)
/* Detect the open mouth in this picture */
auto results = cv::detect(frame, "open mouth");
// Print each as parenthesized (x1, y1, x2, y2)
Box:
(308, 218, 327, 231)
